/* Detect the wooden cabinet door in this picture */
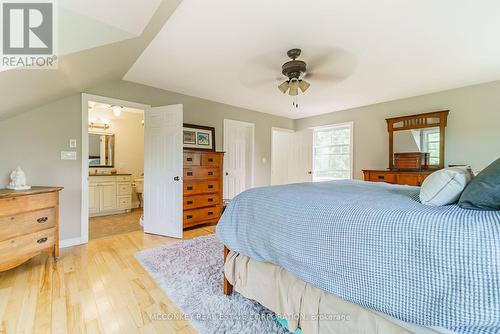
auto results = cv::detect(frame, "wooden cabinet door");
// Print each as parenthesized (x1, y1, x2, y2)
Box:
(88, 184, 100, 215)
(99, 182, 117, 212)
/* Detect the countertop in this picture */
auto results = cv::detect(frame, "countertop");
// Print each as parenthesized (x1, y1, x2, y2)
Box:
(0, 186, 63, 198)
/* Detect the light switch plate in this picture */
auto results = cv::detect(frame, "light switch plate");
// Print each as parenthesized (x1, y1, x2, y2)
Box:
(69, 139, 77, 148)
(61, 151, 77, 160)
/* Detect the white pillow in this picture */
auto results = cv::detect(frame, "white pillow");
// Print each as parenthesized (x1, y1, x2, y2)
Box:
(419, 167, 473, 206)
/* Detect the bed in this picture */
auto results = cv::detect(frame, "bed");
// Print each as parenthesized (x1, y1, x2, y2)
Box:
(216, 180, 500, 334)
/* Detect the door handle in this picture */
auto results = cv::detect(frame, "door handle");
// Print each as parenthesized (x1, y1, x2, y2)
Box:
(308, 171, 312, 175)
(174, 176, 180, 181)
(225, 172, 229, 176)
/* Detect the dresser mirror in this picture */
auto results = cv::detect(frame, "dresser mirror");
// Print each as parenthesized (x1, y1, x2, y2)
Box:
(89, 132, 115, 167)
(387, 111, 449, 170)
(393, 126, 441, 166)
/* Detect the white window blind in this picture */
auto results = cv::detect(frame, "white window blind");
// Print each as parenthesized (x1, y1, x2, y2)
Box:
(313, 122, 353, 181)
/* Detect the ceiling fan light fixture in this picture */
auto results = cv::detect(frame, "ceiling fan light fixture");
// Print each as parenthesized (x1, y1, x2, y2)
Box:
(299, 80, 310, 92)
(288, 79, 299, 96)
(278, 81, 289, 94)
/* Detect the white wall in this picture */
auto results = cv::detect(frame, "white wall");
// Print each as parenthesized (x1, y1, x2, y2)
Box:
(296, 80, 500, 178)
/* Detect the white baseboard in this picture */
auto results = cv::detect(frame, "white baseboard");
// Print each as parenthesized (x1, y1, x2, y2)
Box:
(59, 237, 84, 248)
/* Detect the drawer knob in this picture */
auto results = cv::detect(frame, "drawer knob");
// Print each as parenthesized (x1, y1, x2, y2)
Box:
(187, 157, 193, 162)
(187, 200, 193, 205)
(187, 172, 193, 176)
(208, 211, 214, 216)
(208, 184, 214, 189)
(187, 186, 193, 190)
(208, 198, 213, 202)
(37, 237, 48, 244)
(187, 215, 193, 219)
(208, 171, 214, 176)
(378, 175, 385, 179)
(37, 217, 48, 223)
(208, 158, 214, 162)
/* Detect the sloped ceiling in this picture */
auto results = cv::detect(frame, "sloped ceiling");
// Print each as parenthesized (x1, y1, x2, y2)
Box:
(0, 0, 181, 120)
(124, 0, 500, 119)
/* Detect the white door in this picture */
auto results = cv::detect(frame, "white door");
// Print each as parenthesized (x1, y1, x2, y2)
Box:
(88, 183, 100, 215)
(271, 128, 313, 185)
(100, 182, 117, 212)
(271, 128, 293, 185)
(289, 129, 313, 183)
(143, 104, 183, 238)
(223, 119, 254, 199)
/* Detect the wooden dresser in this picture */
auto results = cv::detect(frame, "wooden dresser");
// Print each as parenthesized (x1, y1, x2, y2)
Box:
(183, 150, 224, 228)
(364, 111, 449, 187)
(0, 187, 62, 272)
(363, 169, 434, 186)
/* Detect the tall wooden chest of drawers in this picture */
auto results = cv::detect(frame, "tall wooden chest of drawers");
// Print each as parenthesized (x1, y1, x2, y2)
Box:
(0, 187, 62, 272)
(183, 150, 224, 228)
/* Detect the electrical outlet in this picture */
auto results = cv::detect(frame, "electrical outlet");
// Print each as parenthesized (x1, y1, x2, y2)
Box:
(69, 139, 77, 148)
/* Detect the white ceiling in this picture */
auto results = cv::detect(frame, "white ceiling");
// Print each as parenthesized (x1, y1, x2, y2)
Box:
(125, 0, 500, 119)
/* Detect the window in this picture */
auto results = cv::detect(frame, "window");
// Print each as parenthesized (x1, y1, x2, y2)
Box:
(313, 122, 353, 181)
(421, 129, 440, 165)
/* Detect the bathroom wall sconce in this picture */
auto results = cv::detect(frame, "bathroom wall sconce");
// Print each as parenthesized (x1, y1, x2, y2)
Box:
(88, 121, 110, 130)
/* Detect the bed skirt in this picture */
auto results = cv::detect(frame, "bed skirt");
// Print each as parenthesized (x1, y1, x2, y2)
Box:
(224, 251, 448, 334)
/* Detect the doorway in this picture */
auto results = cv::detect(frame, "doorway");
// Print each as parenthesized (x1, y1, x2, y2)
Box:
(223, 119, 255, 200)
(87, 101, 145, 240)
(81, 94, 184, 244)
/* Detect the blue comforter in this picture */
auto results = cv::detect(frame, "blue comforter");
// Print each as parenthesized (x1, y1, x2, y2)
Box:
(216, 180, 500, 334)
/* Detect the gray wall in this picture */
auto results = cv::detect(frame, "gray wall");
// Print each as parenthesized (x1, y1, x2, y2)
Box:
(87, 80, 294, 187)
(296, 80, 500, 179)
(0, 80, 293, 241)
(0, 95, 82, 240)
(1, 79, 499, 241)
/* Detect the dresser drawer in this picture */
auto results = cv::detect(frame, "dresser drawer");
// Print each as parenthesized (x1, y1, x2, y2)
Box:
(184, 152, 201, 166)
(0, 208, 55, 240)
(366, 172, 396, 184)
(0, 192, 58, 216)
(184, 181, 219, 195)
(0, 228, 55, 271)
(184, 167, 219, 180)
(184, 194, 221, 210)
(116, 175, 132, 182)
(117, 183, 132, 196)
(183, 206, 221, 227)
(397, 174, 425, 186)
(202, 153, 221, 166)
(118, 196, 132, 209)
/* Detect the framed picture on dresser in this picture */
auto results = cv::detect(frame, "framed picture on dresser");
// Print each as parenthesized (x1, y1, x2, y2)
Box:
(183, 124, 215, 151)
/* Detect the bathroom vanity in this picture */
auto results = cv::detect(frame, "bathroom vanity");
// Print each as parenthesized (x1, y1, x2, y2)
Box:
(88, 174, 132, 217)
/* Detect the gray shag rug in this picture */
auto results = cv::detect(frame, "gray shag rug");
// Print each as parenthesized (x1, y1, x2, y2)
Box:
(135, 234, 288, 334)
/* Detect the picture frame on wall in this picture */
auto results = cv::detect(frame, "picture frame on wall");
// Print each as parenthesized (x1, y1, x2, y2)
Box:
(183, 124, 215, 151)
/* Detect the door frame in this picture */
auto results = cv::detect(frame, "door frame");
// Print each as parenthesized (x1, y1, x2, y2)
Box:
(223, 119, 255, 197)
(81, 93, 151, 244)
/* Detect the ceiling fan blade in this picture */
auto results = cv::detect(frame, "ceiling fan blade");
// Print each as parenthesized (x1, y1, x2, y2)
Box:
(304, 72, 339, 81)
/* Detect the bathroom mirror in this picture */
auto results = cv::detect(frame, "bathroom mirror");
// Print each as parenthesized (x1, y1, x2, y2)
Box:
(89, 132, 115, 167)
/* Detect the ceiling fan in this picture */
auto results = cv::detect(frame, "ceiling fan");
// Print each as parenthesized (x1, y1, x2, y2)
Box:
(278, 48, 311, 97)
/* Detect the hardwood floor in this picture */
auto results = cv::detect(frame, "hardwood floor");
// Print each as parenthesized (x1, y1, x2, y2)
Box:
(0, 225, 216, 334)
(89, 209, 143, 240)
